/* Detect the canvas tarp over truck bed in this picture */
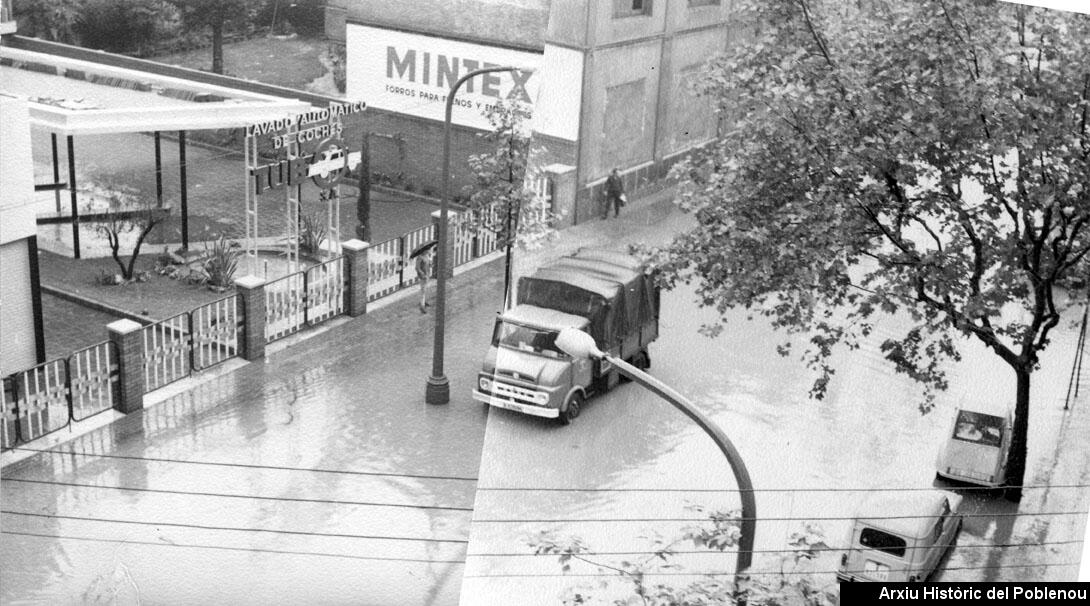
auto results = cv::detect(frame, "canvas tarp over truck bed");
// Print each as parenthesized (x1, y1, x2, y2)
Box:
(516, 248, 657, 350)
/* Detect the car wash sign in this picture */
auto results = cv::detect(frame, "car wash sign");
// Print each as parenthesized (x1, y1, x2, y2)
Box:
(247, 102, 366, 193)
(346, 23, 542, 130)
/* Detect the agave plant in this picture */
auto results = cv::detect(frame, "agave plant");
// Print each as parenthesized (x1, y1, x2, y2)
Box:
(202, 236, 241, 288)
(299, 211, 328, 257)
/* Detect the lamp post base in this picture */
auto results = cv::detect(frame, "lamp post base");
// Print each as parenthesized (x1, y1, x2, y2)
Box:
(425, 375, 450, 404)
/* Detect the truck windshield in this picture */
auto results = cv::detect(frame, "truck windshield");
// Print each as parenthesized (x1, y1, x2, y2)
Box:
(493, 321, 565, 358)
(952, 410, 1004, 447)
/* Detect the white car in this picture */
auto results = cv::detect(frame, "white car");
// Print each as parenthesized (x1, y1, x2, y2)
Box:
(837, 490, 962, 583)
(936, 403, 1013, 487)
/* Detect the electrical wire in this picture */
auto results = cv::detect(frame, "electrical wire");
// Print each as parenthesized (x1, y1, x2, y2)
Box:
(1, 510, 468, 545)
(465, 538, 1086, 558)
(5, 446, 478, 482)
(1, 530, 466, 565)
(469, 510, 1089, 524)
(14, 446, 1089, 492)
(461, 561, 1084, 579)
(474, 483, 1090, 493)
(0, 477, 473, 512)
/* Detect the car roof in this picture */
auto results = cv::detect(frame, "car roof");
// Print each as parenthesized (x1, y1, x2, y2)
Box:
(955, 400, 1012, 418)
(854, 490, 959, 539)
(502, 305, 590, 331)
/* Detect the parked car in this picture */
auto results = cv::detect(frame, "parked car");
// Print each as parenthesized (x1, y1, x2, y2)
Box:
(935, 402, 1013, 487)
(837, 490, 962, 583)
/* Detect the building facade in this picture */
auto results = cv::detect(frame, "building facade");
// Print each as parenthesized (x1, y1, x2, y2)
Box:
(0, 93, 46, 375)
(327, 0, 737, 223)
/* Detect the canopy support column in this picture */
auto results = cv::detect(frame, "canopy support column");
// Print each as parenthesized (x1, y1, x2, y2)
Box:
(179, 130, 189, 250)
(154, 131, 163, 208)
(51, 133, 61, 213)
(67, 135, 81, 259)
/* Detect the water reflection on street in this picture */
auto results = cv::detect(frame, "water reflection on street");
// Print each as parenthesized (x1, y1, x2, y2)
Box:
(462, 284, 1089, 604)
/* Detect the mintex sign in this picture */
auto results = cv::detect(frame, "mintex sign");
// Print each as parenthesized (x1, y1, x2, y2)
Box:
(346, 23, 542, 130)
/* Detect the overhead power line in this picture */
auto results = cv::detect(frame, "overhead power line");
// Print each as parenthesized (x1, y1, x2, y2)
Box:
(470, 510, 1089, 524)
(0, 477, 473, 512)
(2, 529, 466, 565)
(1, 510, 468, 545)
(6, 446, 478, 482)
(461, 561, 1083, 579)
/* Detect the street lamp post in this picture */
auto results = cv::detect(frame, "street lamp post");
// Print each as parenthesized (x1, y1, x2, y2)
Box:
(426, 65, 527, 405)
(555, 327, 757, 576)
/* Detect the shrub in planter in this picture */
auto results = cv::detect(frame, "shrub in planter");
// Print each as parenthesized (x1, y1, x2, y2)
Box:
(202, 236, 242, 289)
(299, 212, 328, 257)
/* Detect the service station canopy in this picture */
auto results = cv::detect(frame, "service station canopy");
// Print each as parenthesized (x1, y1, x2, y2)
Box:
(0, 46, 314, 135)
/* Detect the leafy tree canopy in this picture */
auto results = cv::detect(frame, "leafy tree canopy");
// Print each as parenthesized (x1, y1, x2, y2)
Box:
(647, 0, 1090, 400)
(642, 0, 1090, 499)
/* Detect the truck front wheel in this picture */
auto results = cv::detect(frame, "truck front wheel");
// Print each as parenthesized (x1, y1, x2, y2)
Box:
(558, 392, 584, 425)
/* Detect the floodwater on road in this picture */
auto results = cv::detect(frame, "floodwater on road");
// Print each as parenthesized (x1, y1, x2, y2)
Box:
(2, 267, 509, 606)
(462, 283, 1090, 605)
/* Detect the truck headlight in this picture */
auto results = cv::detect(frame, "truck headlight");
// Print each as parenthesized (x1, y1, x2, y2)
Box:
(532, 391, 549, 404)
(479, 376, 492, 392)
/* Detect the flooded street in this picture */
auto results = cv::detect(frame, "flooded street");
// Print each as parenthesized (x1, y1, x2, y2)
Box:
(463, 283, 1090, 604)
(4, 194, 1088, 605)
(2, 269, 507, 606)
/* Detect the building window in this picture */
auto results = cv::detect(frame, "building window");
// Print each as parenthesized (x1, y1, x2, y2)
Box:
(615, 0, 653, 18)
(688, 0, 721, 7)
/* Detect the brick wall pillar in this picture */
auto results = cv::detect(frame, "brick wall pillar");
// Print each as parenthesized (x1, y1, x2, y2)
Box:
(431, 210, 455, 279)
(341, 239, 369, 317)
(234, 275, 266, 361)
(107, 319, 145, 414)
(542, 164, 577, 229)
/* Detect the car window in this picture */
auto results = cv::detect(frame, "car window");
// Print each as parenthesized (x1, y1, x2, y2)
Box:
(932, 499, 952, 543)
(859, 528, 907, 557)
(952, 410, 1004, 447)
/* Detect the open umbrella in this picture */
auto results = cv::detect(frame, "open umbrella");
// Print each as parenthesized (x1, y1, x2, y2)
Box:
(409, 240, 438, 258)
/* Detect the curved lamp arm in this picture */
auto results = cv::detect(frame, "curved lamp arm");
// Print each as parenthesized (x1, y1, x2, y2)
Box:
(555, 327, 757, 574)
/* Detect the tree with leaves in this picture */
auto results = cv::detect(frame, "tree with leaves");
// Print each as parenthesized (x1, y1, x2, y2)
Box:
(166, 0, 255, 74)
(529, 507, 836, 606)
(465, 100, 561, 308)
(92, 183, 166, 282)
(13, 0, 84, 44)
(640, 0, 1090, 501)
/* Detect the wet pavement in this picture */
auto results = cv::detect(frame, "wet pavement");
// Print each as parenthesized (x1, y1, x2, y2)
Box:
(461, 282, 1090, 604)
(459, 199, 1090, 603)
(2, 259, 508, 605)
(4, 185, 1088, 605)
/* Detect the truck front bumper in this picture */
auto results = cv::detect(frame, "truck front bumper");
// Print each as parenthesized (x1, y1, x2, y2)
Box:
(472, 390, 559, 418)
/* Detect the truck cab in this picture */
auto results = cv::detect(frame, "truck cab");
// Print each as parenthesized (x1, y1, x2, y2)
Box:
(472, 248, 659, 424)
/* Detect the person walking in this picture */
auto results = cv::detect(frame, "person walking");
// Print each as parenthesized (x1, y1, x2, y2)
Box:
(603, 168, 625, 219)
(415, 246, 434, 313)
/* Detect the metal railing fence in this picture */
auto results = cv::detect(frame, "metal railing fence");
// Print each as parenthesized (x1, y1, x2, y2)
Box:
(1, 341, 118, 450)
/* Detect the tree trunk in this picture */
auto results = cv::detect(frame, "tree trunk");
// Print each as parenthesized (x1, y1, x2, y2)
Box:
(212, 23, 224, 74)
(107, 231, 126, 280)
(356, 132, 372, 242)
(1005, 365, 1031, 501)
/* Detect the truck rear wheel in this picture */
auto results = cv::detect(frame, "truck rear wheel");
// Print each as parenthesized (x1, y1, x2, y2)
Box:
(559, 392, 583, 425)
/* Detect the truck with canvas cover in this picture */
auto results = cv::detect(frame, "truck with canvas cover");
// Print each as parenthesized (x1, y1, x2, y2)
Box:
(471, 248, 660, 424)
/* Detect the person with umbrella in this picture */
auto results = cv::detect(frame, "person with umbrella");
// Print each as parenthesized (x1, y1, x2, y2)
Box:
(411, 240, 437, 313)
